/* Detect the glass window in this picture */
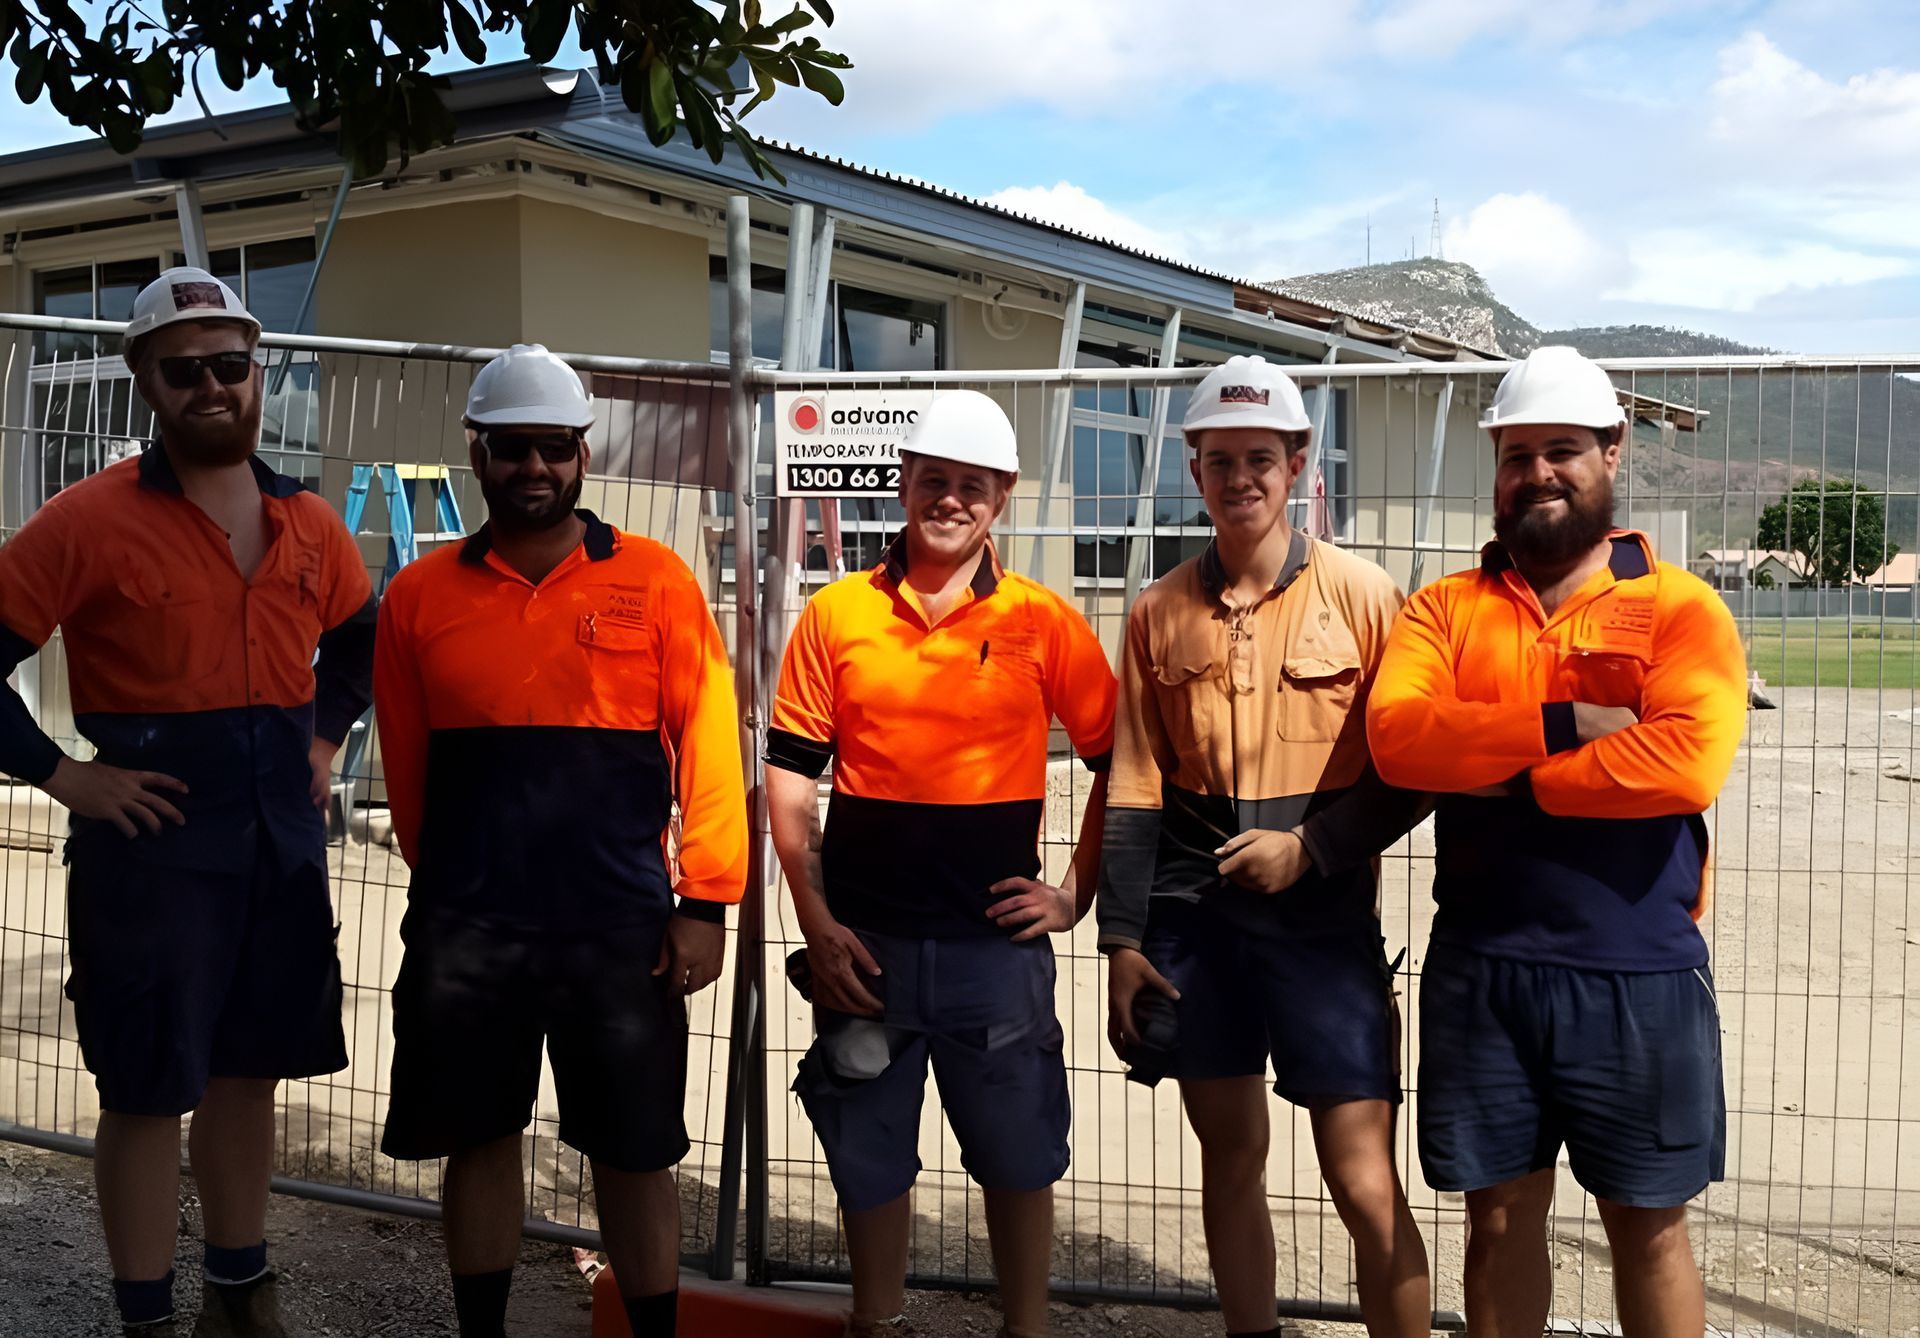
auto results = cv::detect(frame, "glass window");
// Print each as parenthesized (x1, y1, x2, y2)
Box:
(32, 265, 96, 362)
(835, 285, 941, 372)
(707, 257, 788, 362)
(242, 237, 317, 334)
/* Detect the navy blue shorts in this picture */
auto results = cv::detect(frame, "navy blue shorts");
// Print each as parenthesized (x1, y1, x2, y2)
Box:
(1140, 896, 1402, 1107)
(62, 834, 347, 1118)
(382, 907, 689, 1173)
(793, 931, 1068, 1213)
(1417, 941, 1726, 1209)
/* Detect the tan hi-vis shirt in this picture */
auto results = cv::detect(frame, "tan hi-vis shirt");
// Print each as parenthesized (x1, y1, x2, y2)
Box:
(1096, 531, 1429, 952)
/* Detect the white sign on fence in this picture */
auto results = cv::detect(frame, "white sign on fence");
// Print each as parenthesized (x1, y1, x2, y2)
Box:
(773, 389, 933, 497)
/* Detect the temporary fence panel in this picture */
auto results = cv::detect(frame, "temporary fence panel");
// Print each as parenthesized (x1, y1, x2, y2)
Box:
(1, 301, 1916, 1332)
(0, 312, 741, 1270)
(745, 357, 1920, 1334)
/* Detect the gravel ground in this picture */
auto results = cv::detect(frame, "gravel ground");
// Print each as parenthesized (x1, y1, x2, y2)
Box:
(0, 1146, 1363, 1338)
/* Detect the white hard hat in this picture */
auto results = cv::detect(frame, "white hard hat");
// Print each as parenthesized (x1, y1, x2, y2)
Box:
(900, 389, 1019, 473)
(122, 266, 259, 368)
(465, 343, 595, 429)
(1183, 355, 1311, 441)
(1481, 346, 1626, 433)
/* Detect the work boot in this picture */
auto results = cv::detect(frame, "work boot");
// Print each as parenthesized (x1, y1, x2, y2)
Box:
(122, 1325, 179, 1337)
(190, 1274, 292, 1337)
(844, 1317, 917, 1337)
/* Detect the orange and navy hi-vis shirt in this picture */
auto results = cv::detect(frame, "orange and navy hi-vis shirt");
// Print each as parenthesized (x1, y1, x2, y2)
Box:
(1096, 532, 1428, 953)
(0, 445, 375, 874)
(373, 511, 747, 928)
(1367, 530, 1747, 972)
(766, 534, 1117, 939)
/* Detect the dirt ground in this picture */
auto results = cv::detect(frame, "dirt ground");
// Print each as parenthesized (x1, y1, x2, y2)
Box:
(0, 1145, 1352, 1338)
(4, 686, 1919, 1334)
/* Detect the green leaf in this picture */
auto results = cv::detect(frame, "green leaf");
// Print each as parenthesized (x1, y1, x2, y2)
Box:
(448, 2, 488, 62)
(214, 41, 243, 91)
(135, 48, 175, 114)
(796, 60, 842, 104)
(646, 56, 676, 131)
(522, 0, 570, 63)
(101, 108, 142, 153)
(744, 0, 761, 26)
(765, 9, 812, 37)
(806, 0, 834, 24)
(14, 40, 46, 102)
(730, 121, 783, 183)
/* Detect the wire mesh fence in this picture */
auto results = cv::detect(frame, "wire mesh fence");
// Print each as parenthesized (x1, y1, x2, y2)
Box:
(748, 358, 1920, 1333)
(0, 313, 742, 1269)
(0, 305, 1916, 1332)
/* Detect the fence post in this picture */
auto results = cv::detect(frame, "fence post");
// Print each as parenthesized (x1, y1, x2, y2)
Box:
(711, 194, 767, 1282)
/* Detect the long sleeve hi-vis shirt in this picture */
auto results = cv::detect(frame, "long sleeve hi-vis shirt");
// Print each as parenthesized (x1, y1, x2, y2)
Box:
(0, 446, 374, 874)
(766, 536, 1116, 940)
(373, 512, 747, 928)
(1367, 530, 1747, 971)
(1096, 533, 1429, 953)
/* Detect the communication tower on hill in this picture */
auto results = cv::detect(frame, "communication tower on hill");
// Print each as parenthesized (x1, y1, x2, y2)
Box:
(1429, 198, 1442, 259)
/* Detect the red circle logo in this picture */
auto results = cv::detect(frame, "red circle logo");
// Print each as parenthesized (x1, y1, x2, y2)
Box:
(789, 397, 823, 432)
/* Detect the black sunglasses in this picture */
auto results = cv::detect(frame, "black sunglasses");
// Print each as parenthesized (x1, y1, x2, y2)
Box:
(155, 351, 255, 390)
(479, 429, 582, 464)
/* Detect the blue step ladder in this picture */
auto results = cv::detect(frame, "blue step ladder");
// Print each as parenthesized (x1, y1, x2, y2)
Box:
(331, 464, 464, 837)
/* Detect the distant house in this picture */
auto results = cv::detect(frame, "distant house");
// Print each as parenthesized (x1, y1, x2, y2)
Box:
(1855, 553, 1919, 589)
(1693, 549, 1813, 590)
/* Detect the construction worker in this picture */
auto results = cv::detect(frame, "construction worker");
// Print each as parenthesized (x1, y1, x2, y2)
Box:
(767, 390, 1117, 1338)
(1098, 357, 1431, 1337)
(0, 267, 373, 1335)
(1368, 346, 1747, 1336)
(373, 345, 747, 1338)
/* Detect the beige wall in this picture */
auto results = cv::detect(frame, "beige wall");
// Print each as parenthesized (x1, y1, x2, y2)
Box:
(516, 198, 710, 362)
(316, 197, 523, 346)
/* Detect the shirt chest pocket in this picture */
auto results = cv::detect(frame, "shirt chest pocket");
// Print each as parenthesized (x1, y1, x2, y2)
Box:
(112, 565, 221, 682)
(1278, 634, 1363, 743)
(1149, 655, 1222, 762)
(1557, 644, 1650, 709)
(578, 612, 662, 724)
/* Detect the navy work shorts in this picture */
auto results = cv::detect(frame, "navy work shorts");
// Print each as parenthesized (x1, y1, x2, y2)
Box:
(793, 930, 1068, 1213)
(1416, 940, 1726, 1209)
(62, 833, 347, 1117)
(1139, 896, 1402, 1107)
(381, 907, 689, 1173)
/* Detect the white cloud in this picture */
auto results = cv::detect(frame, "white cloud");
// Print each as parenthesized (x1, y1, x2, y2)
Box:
(1441, 193, 1629, 323)
(1709, 31, 1920, 174)
(982, 182, 1185, 258)
(1608, 234, 1914, 311)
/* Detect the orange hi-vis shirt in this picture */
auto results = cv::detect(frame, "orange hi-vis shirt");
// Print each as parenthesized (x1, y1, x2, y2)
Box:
(767, 535, 1117, 939)
(1367, 530, 1747, 971)
(374, 511, 747, 927)
(1096, 532, 1427, 952)
(0, 446, 374, 874)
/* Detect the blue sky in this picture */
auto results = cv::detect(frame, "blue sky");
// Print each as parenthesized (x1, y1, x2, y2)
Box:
(2, 1, 1917, 354)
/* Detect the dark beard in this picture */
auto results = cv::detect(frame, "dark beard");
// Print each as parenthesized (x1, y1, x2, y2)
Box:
(1495, 479, 1616, 573)
(480, 470, 583, 534)
(155, 398, 262, 468)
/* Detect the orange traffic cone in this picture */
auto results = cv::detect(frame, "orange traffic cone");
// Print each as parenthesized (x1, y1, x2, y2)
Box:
(591, 1265, 849, 1337)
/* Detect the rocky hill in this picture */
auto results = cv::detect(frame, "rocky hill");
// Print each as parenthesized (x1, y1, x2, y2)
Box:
(1273, 259, 1779, 361)
(1272, 260, 1920, 543)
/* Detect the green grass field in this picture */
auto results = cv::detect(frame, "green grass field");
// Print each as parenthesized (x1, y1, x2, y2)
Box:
(1745, 620, 1920, 690)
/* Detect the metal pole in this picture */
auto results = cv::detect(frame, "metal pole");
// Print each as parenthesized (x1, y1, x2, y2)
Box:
(711, 195, 764, 1283)
(1028, 281, 1086, 580)
(1298, 344, 1339, 534)
(174, 180, 210, 270)
(269, 165, 355, 399)
(1409, 376, 1453, 589)
(1123, 308, 1183, 615)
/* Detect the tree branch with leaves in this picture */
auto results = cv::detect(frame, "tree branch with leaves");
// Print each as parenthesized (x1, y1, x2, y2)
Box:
(0, 0, 849, 180)
(1755, 476, 1898, 588)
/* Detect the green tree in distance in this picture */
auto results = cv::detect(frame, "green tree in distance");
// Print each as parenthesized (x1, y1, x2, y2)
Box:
(0, 0, 847, 179)
(1755, 477, 1899, 587)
